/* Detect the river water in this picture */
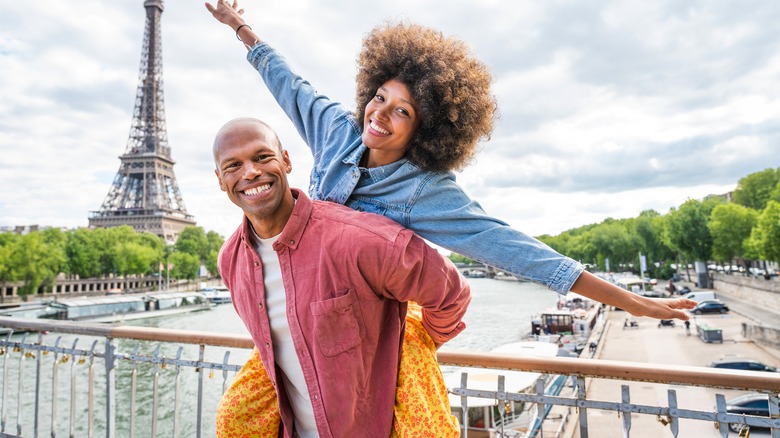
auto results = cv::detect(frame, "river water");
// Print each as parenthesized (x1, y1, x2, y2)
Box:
(2, 278, 558, 437)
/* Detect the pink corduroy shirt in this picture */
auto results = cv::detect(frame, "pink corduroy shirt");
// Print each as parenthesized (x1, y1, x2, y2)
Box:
(218, 189, 471, 437)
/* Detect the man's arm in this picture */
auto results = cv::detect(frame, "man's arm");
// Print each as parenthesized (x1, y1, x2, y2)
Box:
(571, 271, 696, 320)
(381, 230, 471, 347)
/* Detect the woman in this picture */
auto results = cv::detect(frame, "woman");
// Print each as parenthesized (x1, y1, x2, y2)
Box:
(205, 1, 695, 436)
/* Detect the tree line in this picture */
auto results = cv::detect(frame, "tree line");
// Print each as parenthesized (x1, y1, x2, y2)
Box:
(0, 225, 224, 299)
(4, 167, 779, 298)
(449, 167, 780, 280)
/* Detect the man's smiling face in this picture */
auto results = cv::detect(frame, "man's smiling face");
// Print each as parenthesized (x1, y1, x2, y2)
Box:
(213, 118, 294, 237)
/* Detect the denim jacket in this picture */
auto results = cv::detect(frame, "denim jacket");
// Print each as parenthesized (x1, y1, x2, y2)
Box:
(248, 43, 583, 293)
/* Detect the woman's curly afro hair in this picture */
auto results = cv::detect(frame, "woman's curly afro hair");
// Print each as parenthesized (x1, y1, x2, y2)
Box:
(355, 22, 498, 173)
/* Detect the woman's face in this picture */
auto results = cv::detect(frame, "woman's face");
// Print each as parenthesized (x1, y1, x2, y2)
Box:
(361, 79, 421, 167)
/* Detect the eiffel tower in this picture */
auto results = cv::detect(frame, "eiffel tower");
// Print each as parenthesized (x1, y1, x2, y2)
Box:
(89, 0, 195, 244)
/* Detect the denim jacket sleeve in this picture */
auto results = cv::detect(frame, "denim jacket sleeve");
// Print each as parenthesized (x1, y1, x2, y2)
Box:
(246, 42, 351, 163)
(409, 171, 584, 294)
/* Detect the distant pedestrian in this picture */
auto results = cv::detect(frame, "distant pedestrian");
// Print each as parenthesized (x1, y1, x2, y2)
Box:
(684, 320, 691, 336)
(589, 342, 597, 355)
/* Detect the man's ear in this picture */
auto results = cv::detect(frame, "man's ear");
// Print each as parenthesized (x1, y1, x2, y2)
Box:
(215, 169, 227, 192)
(282, 150, 292, 174)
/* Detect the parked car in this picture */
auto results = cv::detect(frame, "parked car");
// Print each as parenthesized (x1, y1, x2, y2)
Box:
(709, 358, 778, 372)
(691, 299, 729, 315)
(682, 290, 716, 302)
(722, 392, 771, 432)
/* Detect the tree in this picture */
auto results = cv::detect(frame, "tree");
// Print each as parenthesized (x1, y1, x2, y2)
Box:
(0, 233, 19, 283)
(748, 200, 780, 263)
(732, 168, 780, 211)
(169, 252, 200, 280)
(115, 242, 160, 276)
(586, 221, 636, 272)
(65, 228, 102, 278)
(448, 253, 478, 264)
(664, 199, 716, 262)
(175, 226, 210, 263)
(9, 232, 66, 300)
(708, 203, 758, 262)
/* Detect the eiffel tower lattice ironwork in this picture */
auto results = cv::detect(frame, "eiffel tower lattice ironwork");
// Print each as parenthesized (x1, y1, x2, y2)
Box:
(89, 0, 195, 244)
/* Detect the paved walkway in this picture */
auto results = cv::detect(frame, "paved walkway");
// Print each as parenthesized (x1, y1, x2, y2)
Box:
(566, 287, 780, 438)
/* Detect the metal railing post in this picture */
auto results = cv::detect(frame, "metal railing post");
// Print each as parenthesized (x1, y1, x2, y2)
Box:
(104, 339, 116, 438)
(173, 346, 184, 438)
(460, 372, 468, 438)
(87, 340, 99, 438)
(196, 344, 205, 438)
(769, 393, 779, 438)
(51, 337, 62, 438)
(667, 389, 679, 437)
(34, 331, 42, 438)
(1, 332, 10, 434)
(576, 376, 588, 438)
(621, 385, 631, 437)
(17, 333, 28, 438)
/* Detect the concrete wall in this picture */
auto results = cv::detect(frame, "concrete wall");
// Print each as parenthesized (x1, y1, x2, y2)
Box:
(742, 323, 780, 352)
(712, 273, 780, 314)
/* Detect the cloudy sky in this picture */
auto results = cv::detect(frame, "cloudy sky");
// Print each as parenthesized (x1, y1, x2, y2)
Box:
(1, 1, 778, 242)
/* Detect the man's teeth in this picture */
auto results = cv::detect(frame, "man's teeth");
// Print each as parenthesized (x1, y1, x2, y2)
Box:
(370, 121, 390, 135)
(244, 184, 270, 196)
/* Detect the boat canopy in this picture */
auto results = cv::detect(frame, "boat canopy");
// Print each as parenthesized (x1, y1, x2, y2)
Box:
(444, 341, 559, 408)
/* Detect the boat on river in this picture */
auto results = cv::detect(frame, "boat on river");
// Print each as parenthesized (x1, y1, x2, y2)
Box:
(41, 292, 213, 323)
(528, 293, 598, 354)
(200, 286, 233, 305)
(444, 341, 567, 437)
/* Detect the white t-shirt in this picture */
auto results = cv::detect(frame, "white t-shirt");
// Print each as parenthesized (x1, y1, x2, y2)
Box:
(250, 227, 318, 437)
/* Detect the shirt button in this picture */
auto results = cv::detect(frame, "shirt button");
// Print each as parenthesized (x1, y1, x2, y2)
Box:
(289, 239, 294, 245)
(254, 261, 259, 267)
(265, 342, 270, 349)
(258, 302, 263, 309)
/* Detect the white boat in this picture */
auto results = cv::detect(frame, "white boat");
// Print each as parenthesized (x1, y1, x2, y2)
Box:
(201, 286, 233, 305)
(444, 341, 567, 437)
(43, 292, 213, 322)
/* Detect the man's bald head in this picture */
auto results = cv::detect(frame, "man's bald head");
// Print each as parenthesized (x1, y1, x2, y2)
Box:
(212, 117, 284, 168)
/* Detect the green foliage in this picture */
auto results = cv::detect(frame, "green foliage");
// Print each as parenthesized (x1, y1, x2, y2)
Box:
(708, 203, 758, 262)
(115, 241, 160, 276)
(448, 253, 477, 264)
(733, 168, 780, 210)
(175, 226, 210, 263)
(749, 200, 780, 263)
(9, 233, 66, 300)
(664, 199, 714, 261)
(0, 233, 20, 282)
(65, 228, 102, 278)
(169, 252, 200, 280)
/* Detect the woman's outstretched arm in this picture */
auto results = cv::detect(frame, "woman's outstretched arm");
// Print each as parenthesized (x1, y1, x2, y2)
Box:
(205, 0, 261, 49)
(571, 271, 696, 320)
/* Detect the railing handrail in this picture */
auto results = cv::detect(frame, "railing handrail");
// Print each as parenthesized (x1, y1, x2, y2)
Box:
(3, 315, 780, 393)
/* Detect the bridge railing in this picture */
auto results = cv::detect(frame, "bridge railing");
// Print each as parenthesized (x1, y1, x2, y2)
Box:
(1, 316, 779, 438)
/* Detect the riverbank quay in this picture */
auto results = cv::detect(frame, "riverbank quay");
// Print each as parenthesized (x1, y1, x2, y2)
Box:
(575, 304, 780, 438)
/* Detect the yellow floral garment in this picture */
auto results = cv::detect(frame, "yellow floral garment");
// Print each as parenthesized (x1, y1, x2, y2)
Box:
(216, 304, 459, 437)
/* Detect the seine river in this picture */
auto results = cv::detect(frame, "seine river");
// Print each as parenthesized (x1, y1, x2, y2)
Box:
(2, 278, 558, 437)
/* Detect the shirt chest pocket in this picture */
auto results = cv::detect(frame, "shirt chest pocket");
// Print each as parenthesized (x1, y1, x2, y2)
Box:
(309, 289, 366, 357)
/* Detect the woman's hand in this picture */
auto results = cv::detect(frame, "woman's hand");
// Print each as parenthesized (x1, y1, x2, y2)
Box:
(205, 0, 245, 29)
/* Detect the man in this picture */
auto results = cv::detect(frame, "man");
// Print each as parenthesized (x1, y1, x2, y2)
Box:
(213, 117, 471, 437)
